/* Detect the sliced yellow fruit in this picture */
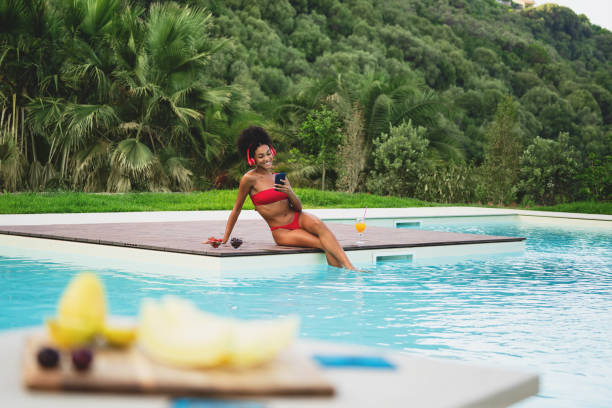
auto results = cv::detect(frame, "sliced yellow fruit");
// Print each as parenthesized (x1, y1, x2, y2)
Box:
(102, 323, 137, 347)
(137, 296, 299, 369)
(58, 272, 106, 332)
(46, 318, 96, 348)
(45, 272, 108, 348)
(228, 316, 300, 368)
(138, 297, 232, 368)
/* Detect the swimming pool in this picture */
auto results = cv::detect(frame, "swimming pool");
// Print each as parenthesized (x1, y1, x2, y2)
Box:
(1, 215, 611, 407)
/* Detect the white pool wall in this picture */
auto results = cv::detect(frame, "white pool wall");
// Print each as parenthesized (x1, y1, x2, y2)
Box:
(0, 207, 608, 273)
(1, 206, 609, 226)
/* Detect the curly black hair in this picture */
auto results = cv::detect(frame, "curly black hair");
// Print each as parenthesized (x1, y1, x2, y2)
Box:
(236, 125, 273, 160)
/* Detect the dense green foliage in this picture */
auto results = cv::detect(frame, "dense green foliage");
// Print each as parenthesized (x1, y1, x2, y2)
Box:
(366, 121, 429, 197)
(417, 161, 480, 203)
(1, 0, 610, 205)
(517, 133, 580, 205)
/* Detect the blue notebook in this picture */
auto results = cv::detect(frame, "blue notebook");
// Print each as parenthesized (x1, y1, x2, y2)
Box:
(171, 398, 266, 408)
(313, 354, 396, 369)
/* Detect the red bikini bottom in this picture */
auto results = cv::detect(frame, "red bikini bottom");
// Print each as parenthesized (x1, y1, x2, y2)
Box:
(270, 212, 301, 231)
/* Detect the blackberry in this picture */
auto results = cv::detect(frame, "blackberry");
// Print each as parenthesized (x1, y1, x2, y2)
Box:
(230, 237, 243, 248)
(71, 348, 93, 371)
(37, 347, 59, 369)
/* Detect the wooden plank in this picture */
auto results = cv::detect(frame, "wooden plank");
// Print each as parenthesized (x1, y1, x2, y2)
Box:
(23, 335, 335, 396)
(0, 220, 524, 258)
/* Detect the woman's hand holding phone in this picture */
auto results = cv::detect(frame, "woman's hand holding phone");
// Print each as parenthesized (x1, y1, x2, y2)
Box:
(274, 172, 291, 193)
(274, 172, 286, 186)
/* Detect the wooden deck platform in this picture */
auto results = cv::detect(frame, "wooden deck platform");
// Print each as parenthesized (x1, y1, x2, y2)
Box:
(0, 219, 524, 257)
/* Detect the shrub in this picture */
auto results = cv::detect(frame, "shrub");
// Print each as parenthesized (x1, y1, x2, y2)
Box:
(517, 132, 581, 205)
(577, 152, 612, 201)
(366, 121, 430, 197)
(417, 161, 479, 203)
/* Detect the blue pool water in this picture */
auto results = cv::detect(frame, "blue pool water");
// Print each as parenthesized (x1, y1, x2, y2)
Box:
(1, 216, 611, 407)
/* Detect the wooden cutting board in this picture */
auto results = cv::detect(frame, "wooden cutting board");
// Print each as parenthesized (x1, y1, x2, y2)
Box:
(22, 335, 335, 397)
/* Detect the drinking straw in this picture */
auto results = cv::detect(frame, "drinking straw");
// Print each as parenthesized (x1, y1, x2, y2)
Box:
(362, 206, 368, 220)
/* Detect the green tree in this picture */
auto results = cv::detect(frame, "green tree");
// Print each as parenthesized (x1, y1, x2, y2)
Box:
(577, 151, 612, 201)
(297, 106, 342, 191)
(517, 132, 581, 205)
(289, 14, 331, 62)
(25, 1, 240, 192)
(0, 95, 26, 191)
(0, 0, 62, 190)
(366, 120, 430, 197)
(482, 96, 522, 204)
(335, 102, 366, 193)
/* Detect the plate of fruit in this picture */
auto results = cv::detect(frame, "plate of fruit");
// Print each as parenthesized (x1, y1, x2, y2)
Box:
(206, 237, 223, 248)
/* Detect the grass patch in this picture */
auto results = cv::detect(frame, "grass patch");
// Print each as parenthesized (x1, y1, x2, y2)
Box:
(0, 189, 435, 214)
(529, 201, 612, 215)
(1, 191, 608, 215)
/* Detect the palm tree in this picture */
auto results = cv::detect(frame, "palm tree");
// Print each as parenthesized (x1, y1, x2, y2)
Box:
(0, 0, 62, 190)
(25, 0, 245, 192)
(0, 99, 25, 191)
(107, 1, 241, 191)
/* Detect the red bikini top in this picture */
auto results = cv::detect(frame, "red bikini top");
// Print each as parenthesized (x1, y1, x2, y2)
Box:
(250, 188, 288, 206)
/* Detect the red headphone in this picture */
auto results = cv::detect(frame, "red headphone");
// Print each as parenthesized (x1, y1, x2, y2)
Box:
(247, 144, 276, 166)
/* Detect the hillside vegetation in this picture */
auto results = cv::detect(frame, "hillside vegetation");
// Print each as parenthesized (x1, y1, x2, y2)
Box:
(0, 0, 610, 205)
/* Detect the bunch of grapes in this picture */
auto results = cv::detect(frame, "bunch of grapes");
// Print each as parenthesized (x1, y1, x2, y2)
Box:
(230, 237, 243, 249)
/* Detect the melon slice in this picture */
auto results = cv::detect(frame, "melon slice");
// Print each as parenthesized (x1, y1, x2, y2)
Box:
(137, 296, 299, 369)
(138, 297, 232, 368)
(228, 316, 300, 368)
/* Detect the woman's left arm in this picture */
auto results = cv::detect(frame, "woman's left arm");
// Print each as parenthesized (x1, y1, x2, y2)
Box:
(275, 177, 302, 212)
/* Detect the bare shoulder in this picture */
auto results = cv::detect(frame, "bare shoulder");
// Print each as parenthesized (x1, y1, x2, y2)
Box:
(239, 171, 257, 188)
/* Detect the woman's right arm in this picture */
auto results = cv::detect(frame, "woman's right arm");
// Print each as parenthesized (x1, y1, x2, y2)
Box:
(222, 175, 252, 244)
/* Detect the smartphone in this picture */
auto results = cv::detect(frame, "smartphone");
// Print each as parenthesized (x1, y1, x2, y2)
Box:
(274, 172, 286, 187)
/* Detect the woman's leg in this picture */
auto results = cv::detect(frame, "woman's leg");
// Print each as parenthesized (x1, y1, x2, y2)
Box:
(324, 252, 342, 267)
(298, 213, 356, 270)
(272, 228, 343, 268)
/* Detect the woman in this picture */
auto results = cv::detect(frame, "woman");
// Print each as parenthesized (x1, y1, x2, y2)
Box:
(220, 126, 356, 270)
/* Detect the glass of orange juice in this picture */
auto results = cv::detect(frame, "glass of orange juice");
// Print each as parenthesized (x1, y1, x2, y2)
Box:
(355, 217, 366, 245)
